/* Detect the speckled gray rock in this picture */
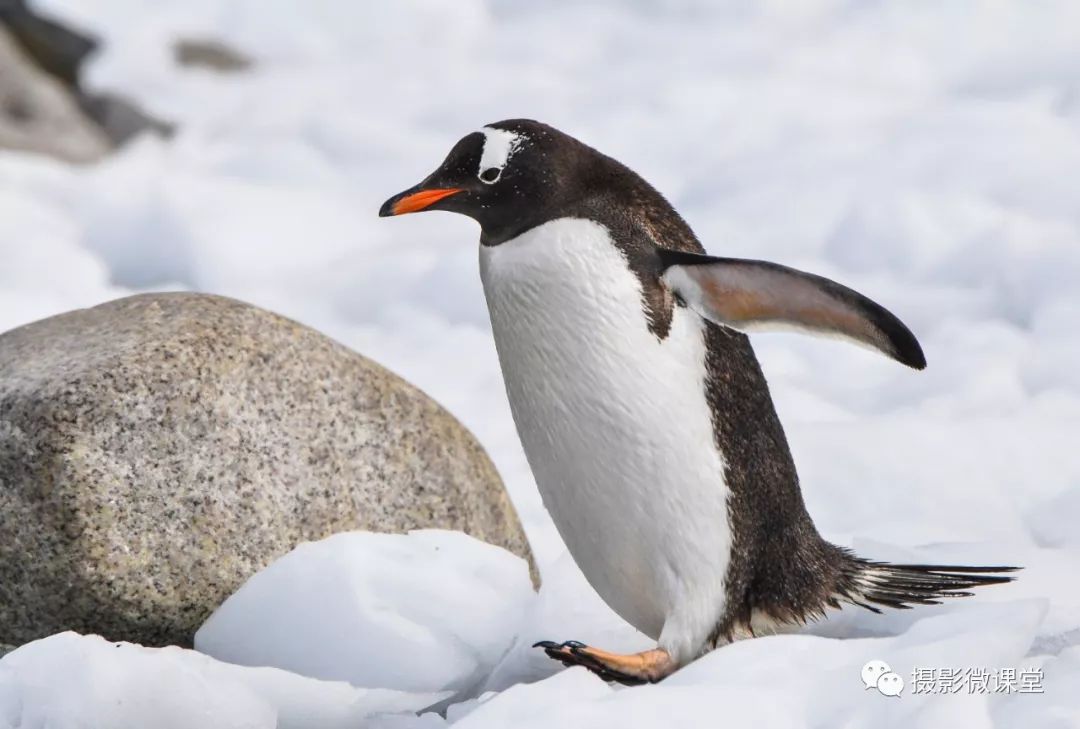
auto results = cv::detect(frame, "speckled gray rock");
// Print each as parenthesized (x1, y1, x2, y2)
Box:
(0, 293, 534, 649)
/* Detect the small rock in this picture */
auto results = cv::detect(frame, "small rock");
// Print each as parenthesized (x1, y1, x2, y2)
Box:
(1, 0, 173, 154)
(0, 0, 98, 88)
(0, 293, 535, 649)
(174, 37, 253, 73)
(0, 23, 109, 162)
(76, 90, 175, 146)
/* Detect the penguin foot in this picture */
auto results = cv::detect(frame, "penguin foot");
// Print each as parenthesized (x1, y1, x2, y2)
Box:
(533, 640, 675, 685)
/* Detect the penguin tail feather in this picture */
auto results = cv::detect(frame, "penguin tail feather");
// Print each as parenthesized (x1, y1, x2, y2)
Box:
(834, 553, 1019, 613)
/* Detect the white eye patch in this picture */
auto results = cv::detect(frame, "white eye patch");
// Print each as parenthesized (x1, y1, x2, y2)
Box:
(477, 127, 525, 184)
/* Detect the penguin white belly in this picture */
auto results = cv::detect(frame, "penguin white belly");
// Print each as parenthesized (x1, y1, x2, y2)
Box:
(480, 217, 732, 660)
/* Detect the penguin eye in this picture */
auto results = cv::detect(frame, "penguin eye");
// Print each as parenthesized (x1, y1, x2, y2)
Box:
(479, 167, 501, 184)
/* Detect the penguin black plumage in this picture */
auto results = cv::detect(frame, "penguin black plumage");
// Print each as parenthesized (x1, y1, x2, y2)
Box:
(380, 119, 1017, 684)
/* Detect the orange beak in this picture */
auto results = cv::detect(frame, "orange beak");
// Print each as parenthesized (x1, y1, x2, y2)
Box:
(380, 187, 463, 216)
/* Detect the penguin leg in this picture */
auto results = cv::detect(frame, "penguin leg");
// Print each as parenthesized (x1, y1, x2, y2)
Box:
(533, 640, 675, 685)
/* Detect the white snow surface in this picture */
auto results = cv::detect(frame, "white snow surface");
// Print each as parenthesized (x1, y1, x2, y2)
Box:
(194, 530, 534, 701)
(0, 631, 446, 729)
(1, 0, 1078, 726)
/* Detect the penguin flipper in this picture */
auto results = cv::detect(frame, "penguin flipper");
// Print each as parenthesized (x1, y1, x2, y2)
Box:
(657, 249, 926, 370)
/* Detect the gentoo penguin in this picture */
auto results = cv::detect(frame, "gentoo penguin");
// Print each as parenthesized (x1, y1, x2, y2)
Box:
(379, 120, 1017, 684)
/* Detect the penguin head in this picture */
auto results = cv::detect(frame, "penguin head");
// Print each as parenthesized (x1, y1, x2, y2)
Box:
(379, 119, 589, 245)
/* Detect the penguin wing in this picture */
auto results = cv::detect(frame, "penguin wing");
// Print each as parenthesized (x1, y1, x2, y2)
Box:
(657, 248, 926, 370)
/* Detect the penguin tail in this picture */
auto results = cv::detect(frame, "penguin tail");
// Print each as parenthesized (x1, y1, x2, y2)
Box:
(834, 553, 1019, 613)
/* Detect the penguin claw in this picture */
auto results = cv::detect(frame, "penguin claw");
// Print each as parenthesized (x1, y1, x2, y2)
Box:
(533, 640, 594, 672)
(532, 640, 655, 686)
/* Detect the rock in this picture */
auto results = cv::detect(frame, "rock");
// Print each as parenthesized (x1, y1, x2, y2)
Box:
(76, 90, 175, 146)
(0, 23, 109, 162)
(0, 0, 97, 88)
(174, 37, 253, 73)
(0, 0, 173, 154)
(0, 293, 535, 649)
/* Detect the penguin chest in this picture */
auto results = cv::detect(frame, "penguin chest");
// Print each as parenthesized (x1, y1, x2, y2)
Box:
(479, 218, 732, 640)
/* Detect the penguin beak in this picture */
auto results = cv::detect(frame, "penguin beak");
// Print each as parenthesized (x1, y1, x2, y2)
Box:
(379, 185, 463, 217)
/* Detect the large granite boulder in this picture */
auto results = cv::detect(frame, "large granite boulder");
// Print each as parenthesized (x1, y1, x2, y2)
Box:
(0, 293, 534, 649)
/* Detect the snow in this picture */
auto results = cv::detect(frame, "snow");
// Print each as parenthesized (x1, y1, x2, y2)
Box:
(1, 0, 1079, 726)
(0, 632, 445, 729)
(194, 530, 534, 702)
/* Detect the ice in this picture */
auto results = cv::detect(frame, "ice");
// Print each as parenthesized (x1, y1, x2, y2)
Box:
(195, 530, 534, 701)
(0, 632, 445, 729)
(1, 0, 1078, 725)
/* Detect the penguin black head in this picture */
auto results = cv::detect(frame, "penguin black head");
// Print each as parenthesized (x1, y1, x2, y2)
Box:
(379, 119, 596, 245)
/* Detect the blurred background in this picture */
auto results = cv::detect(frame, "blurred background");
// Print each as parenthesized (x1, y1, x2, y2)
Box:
(1, 0, 1078, 570)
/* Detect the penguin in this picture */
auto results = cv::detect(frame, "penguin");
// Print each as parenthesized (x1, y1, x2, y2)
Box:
(379, 119, 1017, 685)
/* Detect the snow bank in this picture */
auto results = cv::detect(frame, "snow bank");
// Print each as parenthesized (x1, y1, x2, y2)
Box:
(0, 632, 445, 729)
(195, 530, 534, 701)
(391, 598, 1075, 729)
(4, 546, 1078, 729)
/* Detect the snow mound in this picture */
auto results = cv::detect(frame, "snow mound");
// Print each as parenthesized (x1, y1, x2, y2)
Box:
(0, 632, 445, 729)
(195, 530, 534, 702)
(398, 599, 1077, 729)
(4, 543, 1079, 729)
